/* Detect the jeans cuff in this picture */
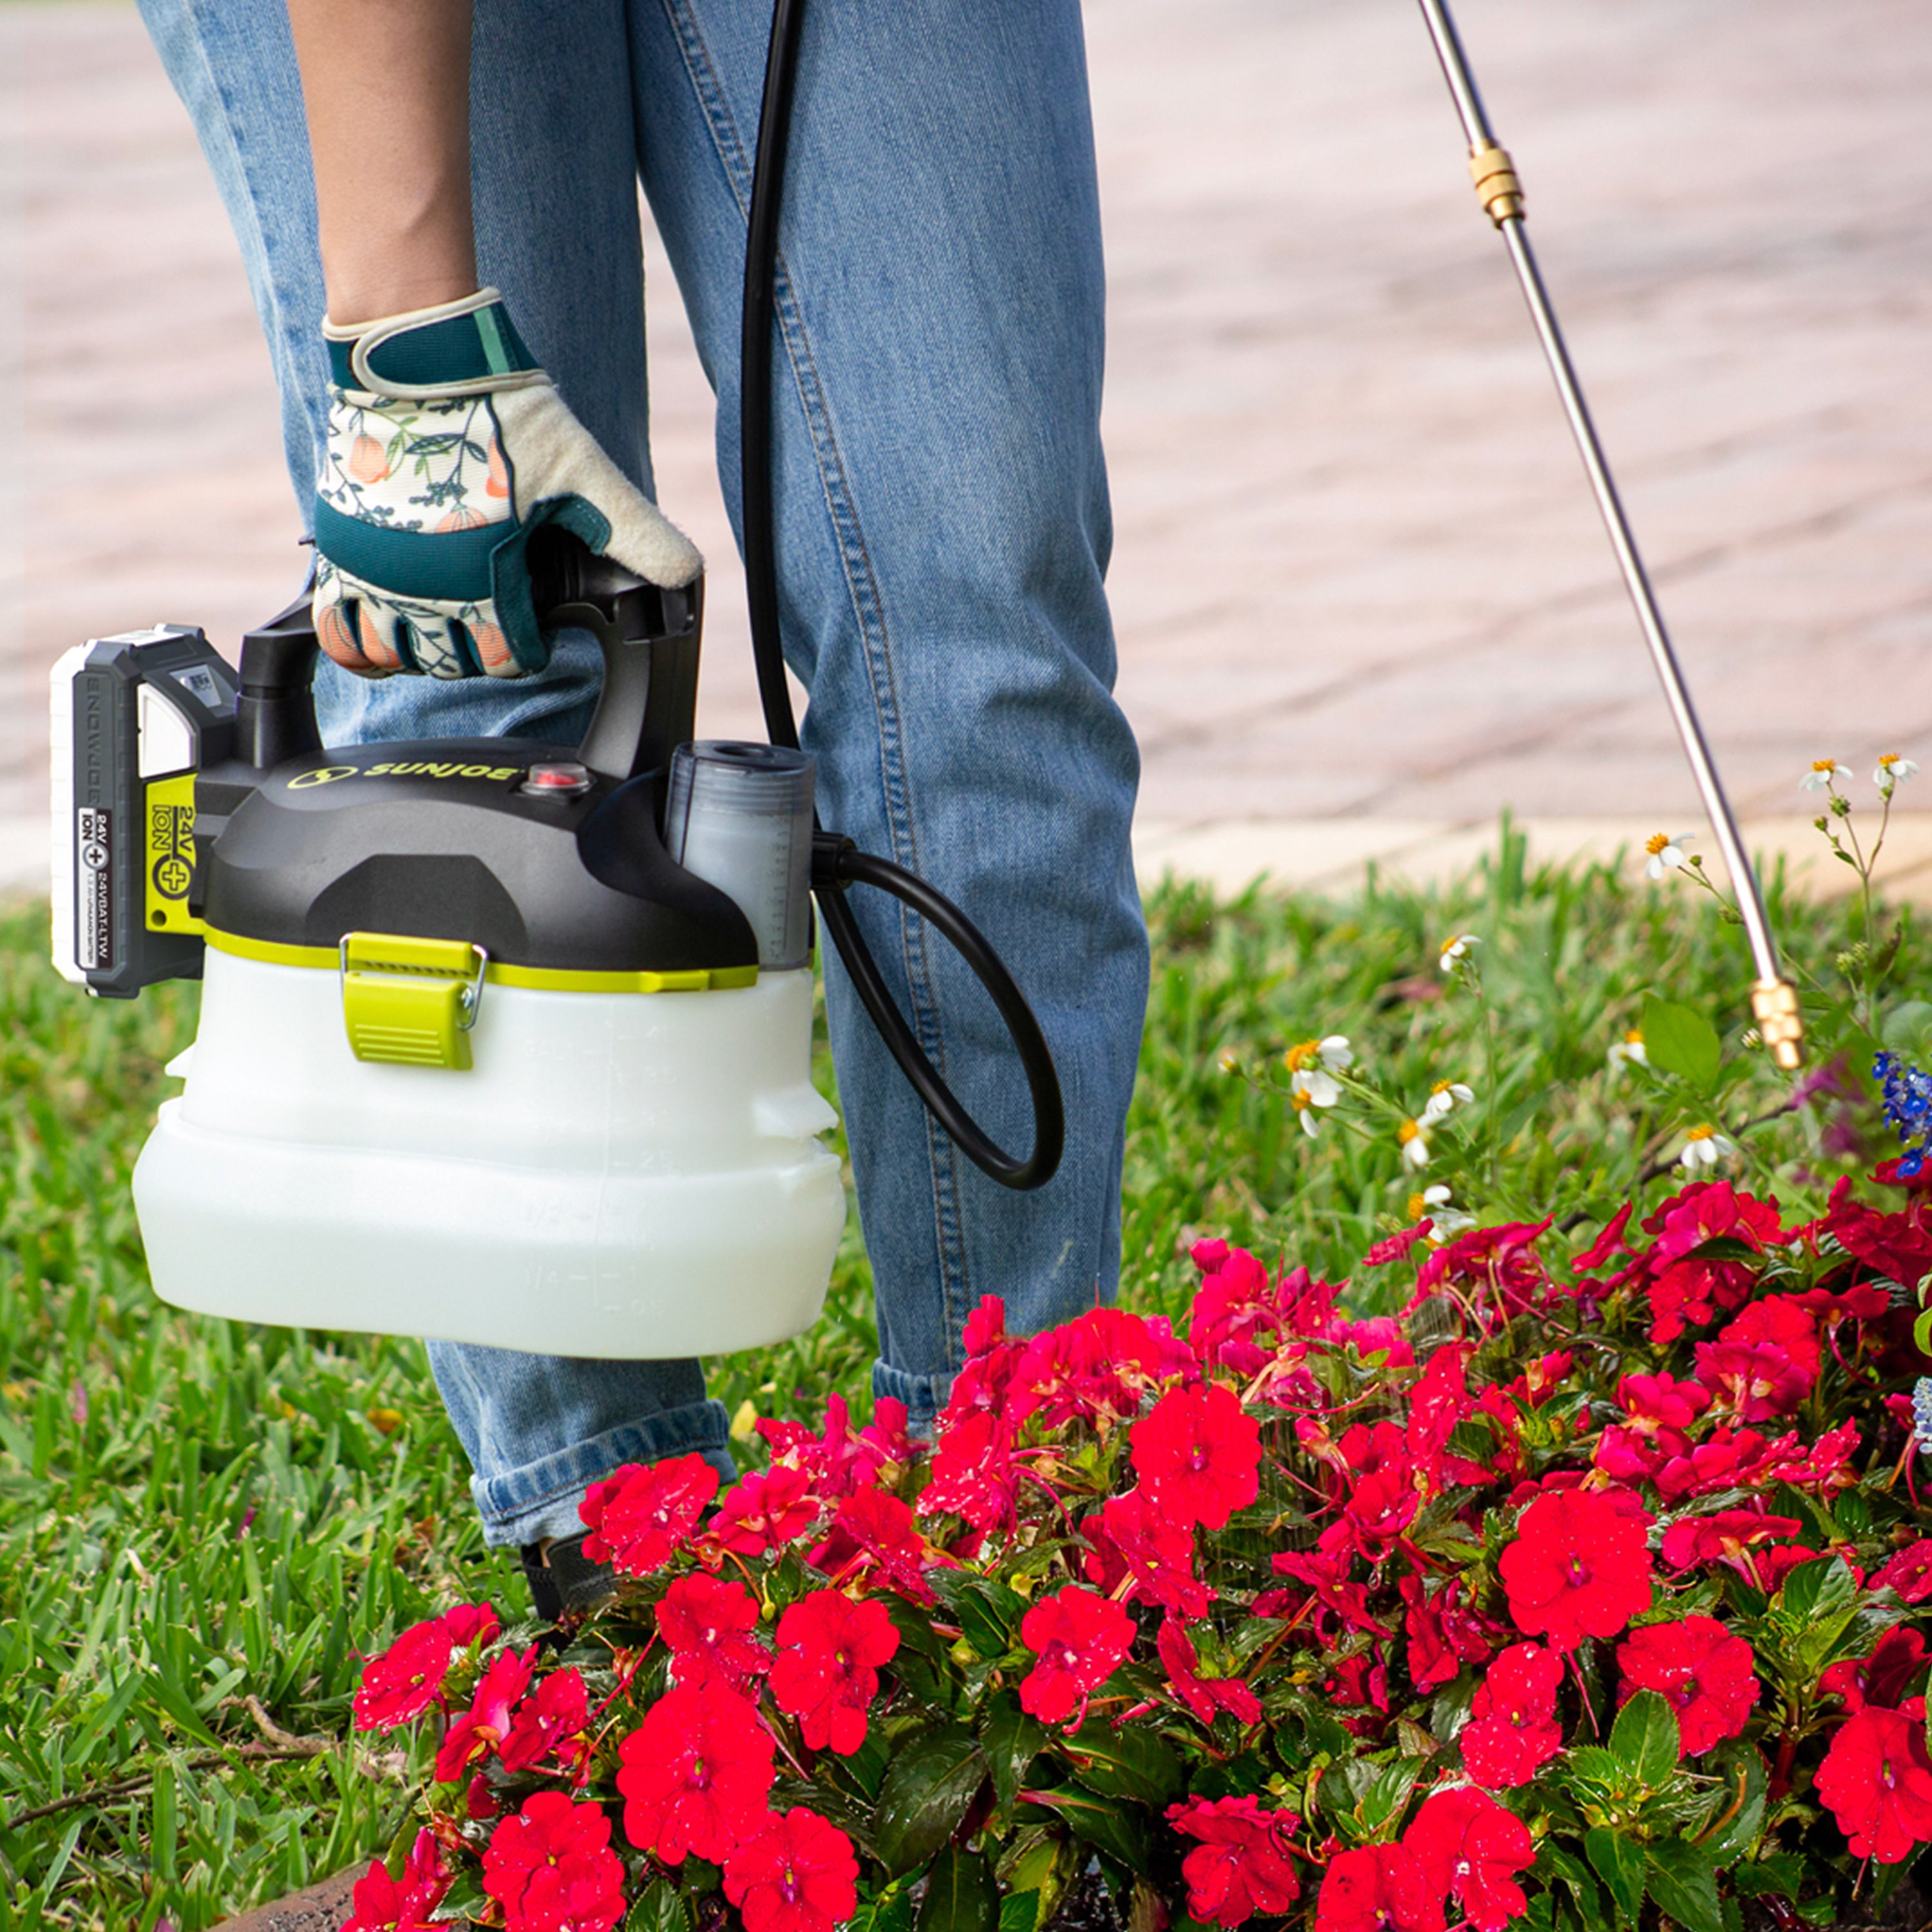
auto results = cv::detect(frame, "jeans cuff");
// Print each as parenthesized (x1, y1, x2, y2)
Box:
(873, 1358, 954, 1444)
(468, 1397, 737, 1548)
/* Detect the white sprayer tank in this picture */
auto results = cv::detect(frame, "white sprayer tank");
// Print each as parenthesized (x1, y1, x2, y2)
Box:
(133, 947, 847, 1358)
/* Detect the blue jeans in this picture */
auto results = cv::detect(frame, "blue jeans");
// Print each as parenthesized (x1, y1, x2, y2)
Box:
(137, 0, 1148, 1545)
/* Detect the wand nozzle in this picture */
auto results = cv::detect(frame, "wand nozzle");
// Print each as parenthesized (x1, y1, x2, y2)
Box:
(1416, 0, 1804, 1072)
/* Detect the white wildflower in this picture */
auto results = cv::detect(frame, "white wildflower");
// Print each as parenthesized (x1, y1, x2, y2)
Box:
(1439, 934, 1479, 975)
(1607, 1028, 1647, 1072)
(1800, 759, 1850, 792)
(1877, 753, 1920, 797)
(1643, 831, 1692, 880)
(1678, 1123, 1738, 1171)
(1398, 1118, 1431, 1170)
(1421, 1079, 1475, 1124)
(1283, 1036, 1352, 1109)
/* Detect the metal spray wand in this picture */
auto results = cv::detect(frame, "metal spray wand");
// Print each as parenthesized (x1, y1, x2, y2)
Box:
(1415, 0, 1804, 1071)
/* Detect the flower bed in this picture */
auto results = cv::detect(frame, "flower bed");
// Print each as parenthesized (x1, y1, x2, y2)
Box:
(346, 1167, 1932, 1932)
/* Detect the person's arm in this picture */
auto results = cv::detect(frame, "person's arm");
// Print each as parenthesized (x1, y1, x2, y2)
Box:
(285, 0, 477, 324)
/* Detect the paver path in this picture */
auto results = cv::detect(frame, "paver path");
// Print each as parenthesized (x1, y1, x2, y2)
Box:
(5, 0, 1929, 898)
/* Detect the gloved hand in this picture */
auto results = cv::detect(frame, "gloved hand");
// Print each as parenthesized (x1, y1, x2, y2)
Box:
(311, 288, 701, 679)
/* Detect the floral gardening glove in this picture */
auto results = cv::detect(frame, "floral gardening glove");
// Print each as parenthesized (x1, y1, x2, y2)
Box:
(312, 288, 701, 679)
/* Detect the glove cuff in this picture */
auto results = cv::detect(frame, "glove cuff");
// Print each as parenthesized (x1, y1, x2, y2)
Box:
(323, 287, 544, 401)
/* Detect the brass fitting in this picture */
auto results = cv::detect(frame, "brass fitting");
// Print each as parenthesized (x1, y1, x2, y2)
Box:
(1750, 978, 1804, 1072)
(1468, 142, 1524, 225)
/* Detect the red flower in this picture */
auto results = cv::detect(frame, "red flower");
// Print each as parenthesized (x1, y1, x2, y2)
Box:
(1459, 1643, 1564, 1789)
(1399, 1574, 1493, 1692)
(919, 1408, 1022, 1533)
(435, 1645, 538, 1782)
(723, 1807, 860, 1932)
(1815, 1705, 1932, 1863)
(579, 1454, 719, 1575)
(1018, 1586, 1136, 1725)
(352, 1602, 498, 1731)
(1639, 1182, 1783, 1341)
(810, 1486, 937, 1603)
(769, 1588, 900, 1755)
(498, 1666, 592, 1776)
(1615, 1371, 1711, 1435)
(1130, 1381, 1260, 1531)
(1412, 1218, 1555, 1325)
(1499, 1487, 1654, 1651)
(1821, 1175, 1932, 1296)
(1403, 1787, 1534, 1932)
(1009, 1305, 1197, 1432)
(712, 1464, 822, 1556)
(658, 1575, 772, 1692)
(345, 1827, 448, 1932)
(464, 1774, 499, 1823)
(1165, 1795, 1300, 1925)
(1320, 1419, 1422, 1560)
(1615, 1618, 1757, 1755)
(1873, 1539, 1932, 1604)
(1822, 1628, 1929, 1712)
(1157, 1616, 1262, 1728)
(1658, 1509, 1804, 1585)
(482, 1791, 625, 1932)
(757, 1393, 895, 1500)
(1314, 1844, 1446, 1932)
(1695, 1296, 1821, 1421)
(618, 1685, 775, 1864)
(1083, 1487, 1215, 1617)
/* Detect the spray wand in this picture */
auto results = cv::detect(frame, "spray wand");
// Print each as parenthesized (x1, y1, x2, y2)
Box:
(1416, 0, 1804, 1071)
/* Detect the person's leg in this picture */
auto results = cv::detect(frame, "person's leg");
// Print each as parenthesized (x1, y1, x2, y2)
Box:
(630, 0, 1149, 1435)
(134, 0, 731, 1546)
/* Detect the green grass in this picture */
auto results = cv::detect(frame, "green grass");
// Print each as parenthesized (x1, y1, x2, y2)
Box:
(0, 826, 1911, 1928)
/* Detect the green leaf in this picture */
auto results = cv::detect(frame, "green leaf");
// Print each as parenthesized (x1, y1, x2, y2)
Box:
(1696, 1742, 1766, 1861)
(1609, 1689, 1681, 1788)
(916, 1848, 999, 1932)
(1640, 994, 1722, 1090)
(1025, 1787, 1152, 1877)
(1584, 1827, 1646, 1926)
(1063, 1724, 1184, 1809)
(623, 1880, 692, 1932)
(980, 1701, 1047, 1814)
(1645, 1841, 1721, 1932)
(873, 1728, 990, 1877)
(1777, 1553, 1857, 1624)
(998, 1893, 1041, 1932)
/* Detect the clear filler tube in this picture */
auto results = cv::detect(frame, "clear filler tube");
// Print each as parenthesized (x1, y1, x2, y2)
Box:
(663, 742, 815, 970)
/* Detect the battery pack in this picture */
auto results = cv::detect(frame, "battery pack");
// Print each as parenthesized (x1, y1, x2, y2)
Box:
(50, 626, 239, 997)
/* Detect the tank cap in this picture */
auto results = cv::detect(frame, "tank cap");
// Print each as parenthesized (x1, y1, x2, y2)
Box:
(522, 761, 592, 797)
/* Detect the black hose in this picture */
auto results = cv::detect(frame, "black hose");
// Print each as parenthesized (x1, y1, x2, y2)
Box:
(739, 0, 1065, 1190)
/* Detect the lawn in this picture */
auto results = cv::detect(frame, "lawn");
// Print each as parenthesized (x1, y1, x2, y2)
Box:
(0, 822, 1912, 1929)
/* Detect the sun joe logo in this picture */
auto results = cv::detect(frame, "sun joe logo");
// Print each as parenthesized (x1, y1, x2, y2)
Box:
(286, 759, 523, 790)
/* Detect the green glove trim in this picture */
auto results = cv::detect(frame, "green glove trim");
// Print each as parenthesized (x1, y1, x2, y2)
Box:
(327, 299, 540, 396)
(314, 501, 504, 603)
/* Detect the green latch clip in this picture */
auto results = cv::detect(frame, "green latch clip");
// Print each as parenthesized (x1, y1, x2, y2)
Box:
(339, 932, 488, 1070)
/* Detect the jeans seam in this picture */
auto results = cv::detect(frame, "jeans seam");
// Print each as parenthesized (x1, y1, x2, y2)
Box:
(656, 0, 972, 1361)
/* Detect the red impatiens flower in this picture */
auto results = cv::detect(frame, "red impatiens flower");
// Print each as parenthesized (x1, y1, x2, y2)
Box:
(352, 1602, 499, 1731)
(719, 1806, 860, 1932)
(1130, 1380, 1260, 1531)
(1873, 1539, 1932, 1604)
(1314, 1843, 1446, 1932)
(1815, 1705, 1932, 1863)
(1402, 1786, 1535, 1932)
(1157, 1616, 1262, 1728)
(711, 1464, 822, 1556)
(1018, 1586, 1136, 1726)
(768, 1588, 900, 1756)
(1165, 1795, 1300, 1926)
(1320, 1419, 1423, 1560)
(1083, 1487, 1216, 1617)
(1821, 1627, 1929, 1712)
(579, 1454, 720, 1575)
(1499, 1486, 1653, 1651)
(1639, 1181, 1783, 1341)
(497, 1666, 592, 1777)
(482, 1790, 625, 1932)
(810, 1486, 938, 1604)
(918, 1408, 1023, 1534)
(435, 1644, 538, 1782)
(618, 1685, 775, 1864)
(1658, 1509, 1805, 1585)
(1459, 1643, 1564, 1790)
(1399, 1573, 1494, 1692)
(1009, 1305, 1197, 1432)
(657, 1575, 772, 1693)
(1615, 1618, 1757, 1755)
(345, 1827, 449, 1932)
(723, 1806, 860, 1932)
(1694, 1295, 1821, 1421)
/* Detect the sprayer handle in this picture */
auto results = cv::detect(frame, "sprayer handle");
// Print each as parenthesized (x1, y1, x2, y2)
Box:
(230, 533, 701, 781)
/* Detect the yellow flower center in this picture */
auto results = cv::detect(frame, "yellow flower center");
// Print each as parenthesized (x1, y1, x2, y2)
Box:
(1881, 753, 1902, 768)
(1284, 1040, 1319, 1072)
(1430, 1079, 1455, 1095)
(1624, 1029, 1643, 1045)
(1397, 1119, 1423, 1145)
(1406, 1192, 1428, 1220)
(1291, 1089, 1314, 1113)
(1811, 759, 1837, 773)
(1644, 833, 1670, 855)
(1685, 1124, 1716, 1142)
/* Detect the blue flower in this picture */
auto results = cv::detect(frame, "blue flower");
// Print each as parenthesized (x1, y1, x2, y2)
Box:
(1873, 1052, 1932, 1173)
(1914, 1376, 1932, 1453)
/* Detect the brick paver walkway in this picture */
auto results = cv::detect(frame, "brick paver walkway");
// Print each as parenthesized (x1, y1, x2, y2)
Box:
(6, 0, 1930, 900)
